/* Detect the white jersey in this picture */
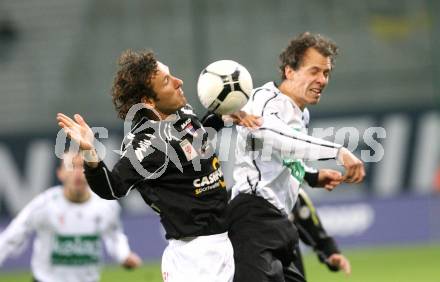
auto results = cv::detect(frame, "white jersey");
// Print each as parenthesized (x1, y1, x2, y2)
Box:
(0, 186, 131, 282)
(231, 82, 342, 214)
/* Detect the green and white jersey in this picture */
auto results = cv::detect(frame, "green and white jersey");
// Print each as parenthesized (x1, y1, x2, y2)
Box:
(232, 82, 342, 214)
(0, 186, 131, 282)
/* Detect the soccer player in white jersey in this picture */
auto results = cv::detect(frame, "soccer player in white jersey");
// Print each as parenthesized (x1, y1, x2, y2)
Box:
(0, 151, 141, 282)
(228, 32, 365, 282)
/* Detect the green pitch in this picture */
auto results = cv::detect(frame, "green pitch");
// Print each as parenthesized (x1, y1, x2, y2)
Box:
(1, 243, 439, 282)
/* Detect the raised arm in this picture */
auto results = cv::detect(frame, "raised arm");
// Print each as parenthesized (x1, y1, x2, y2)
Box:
(201, 111, 262, 131)
(56, 113, 145, 200)
(57, 113, 99, 167)
(246, 113, 365, 183)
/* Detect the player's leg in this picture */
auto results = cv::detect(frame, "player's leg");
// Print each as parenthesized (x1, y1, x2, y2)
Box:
(228, 193, 304, 282)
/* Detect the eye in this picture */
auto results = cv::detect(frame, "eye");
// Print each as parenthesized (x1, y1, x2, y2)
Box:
(309, 68, 319, 75)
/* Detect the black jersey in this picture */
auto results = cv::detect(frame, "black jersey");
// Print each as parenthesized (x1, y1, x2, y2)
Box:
(84, 105, 228, 239)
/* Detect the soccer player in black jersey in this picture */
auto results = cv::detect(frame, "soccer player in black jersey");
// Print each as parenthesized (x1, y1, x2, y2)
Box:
(57, 50, 260, 282)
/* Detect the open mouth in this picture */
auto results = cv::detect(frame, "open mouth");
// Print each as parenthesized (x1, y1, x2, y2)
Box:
(310, 88, 322, 94)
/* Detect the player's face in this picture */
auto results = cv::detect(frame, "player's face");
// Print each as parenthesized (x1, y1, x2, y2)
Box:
(57, 153, 89, 199)
(286, 48, 332, 109)
(149, 62, 187, 119)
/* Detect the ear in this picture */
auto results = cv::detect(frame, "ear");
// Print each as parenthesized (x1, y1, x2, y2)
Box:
(141, 96, 155, 109)
(284, 65, 295, 80)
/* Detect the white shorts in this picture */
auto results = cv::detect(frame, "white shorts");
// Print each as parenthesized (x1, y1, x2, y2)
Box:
(161, 232, 234, 282)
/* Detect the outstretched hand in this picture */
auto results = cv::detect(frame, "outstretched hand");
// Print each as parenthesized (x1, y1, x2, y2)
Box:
(327, 253, 351, 275)
(228, 110, 262, 129)
(122, 252, 142, 269)
(337, 147, 366, 184)
(317, 169, 343, 191)
(57, 113, 95, 151)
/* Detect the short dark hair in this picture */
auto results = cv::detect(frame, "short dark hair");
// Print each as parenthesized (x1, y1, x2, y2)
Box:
(111, 50, 158, 120)
(279, 32, 339, 80)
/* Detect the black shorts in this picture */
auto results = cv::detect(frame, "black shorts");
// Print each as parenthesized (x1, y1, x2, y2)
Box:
(227, 193, 305, 282)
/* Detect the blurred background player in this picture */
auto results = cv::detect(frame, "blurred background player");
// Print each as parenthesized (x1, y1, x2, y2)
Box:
(0, 151, 141, 282)
(228, 32, 365, 282)
(290, 189, 351, 279)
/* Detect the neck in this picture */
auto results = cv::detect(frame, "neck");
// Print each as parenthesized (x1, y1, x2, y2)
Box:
(63, 186, 91, 203)
(144, 108, 175, 121)
(278, 80, 305, 111)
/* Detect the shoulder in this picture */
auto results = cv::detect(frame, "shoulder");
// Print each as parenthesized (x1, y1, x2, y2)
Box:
(85, 195, 122, 225)
(91, 194, 121, 213)
(18, 186, 61, 216)
(119, 125, 166, 166)
(120, 116, 160, 154)
(125, 121, 164, 153)
(36, 186, 63, 204)
(179, 104, 197, 117)
(245, 82, 284, 115)
(251, 82, 279, 101)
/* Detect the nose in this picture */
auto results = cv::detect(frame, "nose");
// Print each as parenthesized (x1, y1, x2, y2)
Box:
(173, 76, 183, 88)
(74, 168, 83, 178)
(316, 72, 327, 86)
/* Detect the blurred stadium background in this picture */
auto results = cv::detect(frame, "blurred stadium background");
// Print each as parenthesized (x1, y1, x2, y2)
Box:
(0, 0, 439, 281)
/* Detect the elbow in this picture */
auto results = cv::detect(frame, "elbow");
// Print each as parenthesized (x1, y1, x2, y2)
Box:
(89, 187, 118, 200)
(101, 194, 118, 200)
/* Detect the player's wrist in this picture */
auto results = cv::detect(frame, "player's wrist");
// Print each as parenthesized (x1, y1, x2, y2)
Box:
(81, 149, 100, 167)
(336, 147, 346, 165)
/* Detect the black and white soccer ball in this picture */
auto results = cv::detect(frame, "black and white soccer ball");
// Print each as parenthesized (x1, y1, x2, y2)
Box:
(197, 60, 253, 115)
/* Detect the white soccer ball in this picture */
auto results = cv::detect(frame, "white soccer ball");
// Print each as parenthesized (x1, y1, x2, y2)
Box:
(197, 60, 253, 115)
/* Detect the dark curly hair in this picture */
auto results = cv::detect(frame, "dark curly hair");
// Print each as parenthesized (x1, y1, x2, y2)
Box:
(279, 32, 339, 80)
(111, 50, 158, 120)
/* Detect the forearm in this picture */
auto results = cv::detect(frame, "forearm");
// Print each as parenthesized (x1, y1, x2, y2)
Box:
(84, 161, 128, 200)
(304, 171, 319, 187)
(0, 226, 29, 265)
(81, 149, 100, 169)
(294, 191, 340, 266)
(250, 115, 342, 161)
(104, 232, 131, 264)
(0, 203, 38, 265)
(201, 112, 225, 132)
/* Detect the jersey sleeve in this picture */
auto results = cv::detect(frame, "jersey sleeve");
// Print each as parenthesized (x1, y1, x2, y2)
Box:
(304, 164, 319, 187)
(244, 93, 342, 161)
(101, 202, 131, 264)
(0, 192, 47, 265)
(200, 113, 225, 132)
(249, 113, 342, 161)
(84, 133, 166, 200)
(293, 189, 340, 271)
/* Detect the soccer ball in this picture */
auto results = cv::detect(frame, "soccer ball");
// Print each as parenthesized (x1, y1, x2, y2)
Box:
(197, 60, 253, 115)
